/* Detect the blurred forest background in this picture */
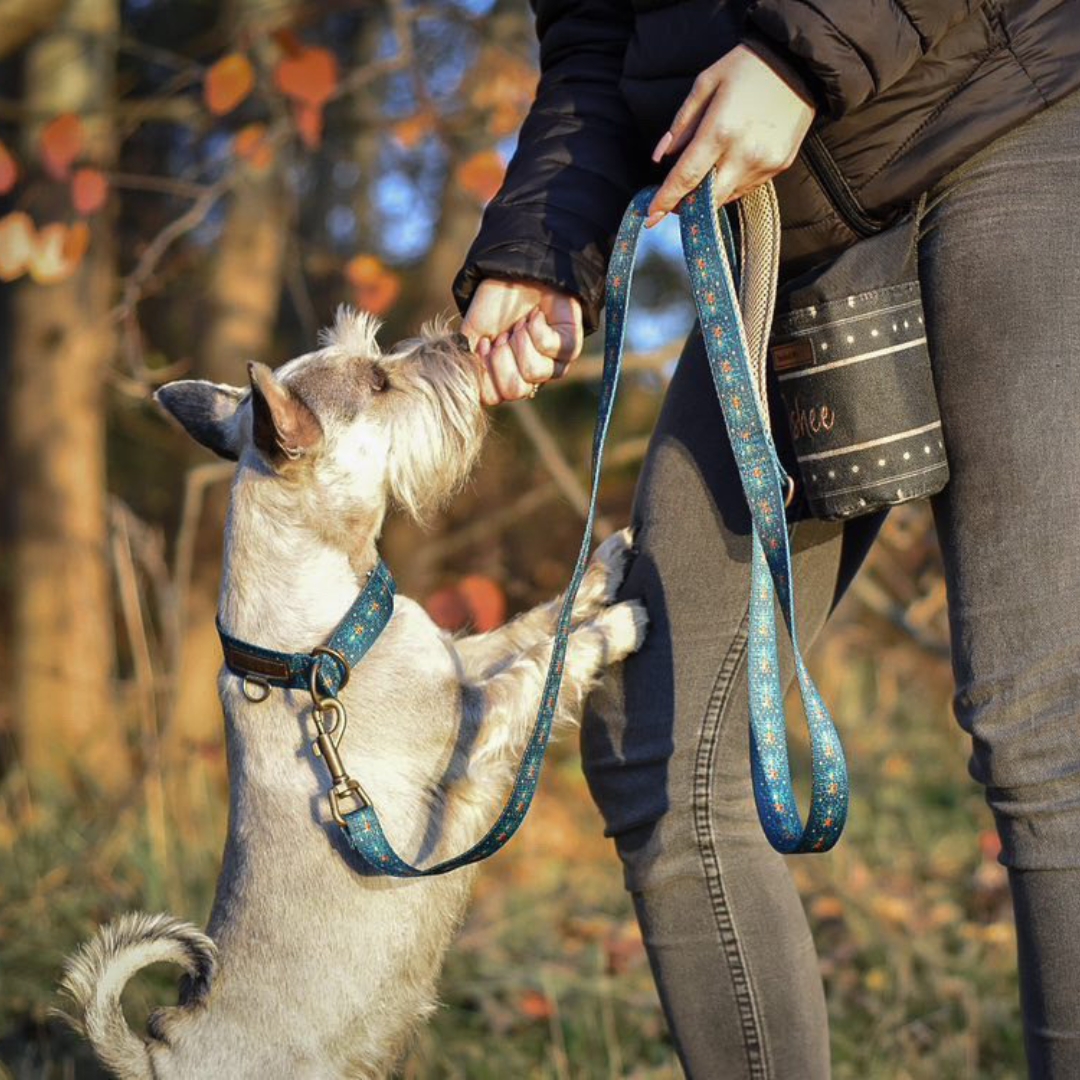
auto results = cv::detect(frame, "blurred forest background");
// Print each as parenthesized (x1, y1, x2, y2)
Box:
(0, 0, 1023, 1076)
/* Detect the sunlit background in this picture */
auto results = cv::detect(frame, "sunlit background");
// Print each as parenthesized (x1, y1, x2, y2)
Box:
(0, 1, 1021, 1076)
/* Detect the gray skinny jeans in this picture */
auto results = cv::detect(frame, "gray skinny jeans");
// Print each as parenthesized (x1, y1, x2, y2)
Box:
(581, 88, 1080, 1079)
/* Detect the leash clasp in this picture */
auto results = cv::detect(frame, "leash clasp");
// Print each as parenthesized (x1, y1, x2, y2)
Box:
(328, 776, 370, 828)
(309, 695, 370, 828)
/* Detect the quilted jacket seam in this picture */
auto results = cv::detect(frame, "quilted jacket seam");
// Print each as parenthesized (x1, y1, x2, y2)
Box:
(854, 43, 1002, 191)
(784, 0, 877, 94)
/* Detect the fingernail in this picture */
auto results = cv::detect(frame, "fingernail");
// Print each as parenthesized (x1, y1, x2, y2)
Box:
(477, 338, 490, 357)
(651, 131, 673, 163)
(645, 210, 666, 229)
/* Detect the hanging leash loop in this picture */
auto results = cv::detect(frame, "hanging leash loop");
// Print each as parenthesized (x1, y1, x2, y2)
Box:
(674, 173, 849, 852)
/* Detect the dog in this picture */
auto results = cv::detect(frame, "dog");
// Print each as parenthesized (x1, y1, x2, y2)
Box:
(57, 307, 647, 1079)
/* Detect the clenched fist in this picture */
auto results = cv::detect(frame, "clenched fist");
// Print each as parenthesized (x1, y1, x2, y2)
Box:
(461, 279, 584, 406)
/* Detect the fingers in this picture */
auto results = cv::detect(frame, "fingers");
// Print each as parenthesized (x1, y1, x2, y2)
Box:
(479, 311, 575, 405)
(653, 61, 723, 165)
(530, 305, 582, 364)
(647, 104, 732, 226)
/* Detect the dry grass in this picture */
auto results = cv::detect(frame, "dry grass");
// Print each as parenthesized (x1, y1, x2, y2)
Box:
(0, 507, 1024, 1079)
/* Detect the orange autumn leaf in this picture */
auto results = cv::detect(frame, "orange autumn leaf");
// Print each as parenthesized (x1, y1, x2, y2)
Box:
(28, 220, 90, 285)
(294, 102, 323, 150)
(344, 254, 401, 316)
(0, 211, 35, 281)
(517, 990, 555, 1022)
(0, 139, 18, 195)
(458, 574, 506, 632)
(391, 112, 435, 149)
(274, 45, 338, 109)
(423, 587, 470, 632)
(71, 167, 108, 215)
(204, 53, 256, 116)
(40, 114, 83, 180)
(234, 123, 274, 171)
(456, 150, 505, 205)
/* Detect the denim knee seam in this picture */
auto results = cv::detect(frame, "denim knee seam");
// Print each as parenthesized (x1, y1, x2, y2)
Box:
(693, 600, 773, 1080)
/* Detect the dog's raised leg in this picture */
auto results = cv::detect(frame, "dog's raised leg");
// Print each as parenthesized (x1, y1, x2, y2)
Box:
(450, 528, 636, 681)
(429, 598, 647, 850)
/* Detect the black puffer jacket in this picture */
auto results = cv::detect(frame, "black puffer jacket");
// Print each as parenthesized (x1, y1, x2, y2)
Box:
(453, 0, 1080, 331)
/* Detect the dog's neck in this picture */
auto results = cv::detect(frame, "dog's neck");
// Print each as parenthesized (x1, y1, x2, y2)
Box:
(217, 464, 382, 654)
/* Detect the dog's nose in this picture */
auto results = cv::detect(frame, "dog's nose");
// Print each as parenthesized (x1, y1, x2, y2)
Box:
(452, 331, 470, 351)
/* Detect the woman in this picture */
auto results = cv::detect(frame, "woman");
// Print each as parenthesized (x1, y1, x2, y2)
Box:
(455, 2, 1080, 1075)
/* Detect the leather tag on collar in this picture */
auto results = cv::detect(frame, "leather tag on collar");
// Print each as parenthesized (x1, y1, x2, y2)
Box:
(223, 644, 292, 683)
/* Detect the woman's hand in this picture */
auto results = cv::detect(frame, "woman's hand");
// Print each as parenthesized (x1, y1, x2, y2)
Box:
(461, 279, 584, 406)
(646, 45, 816, 227)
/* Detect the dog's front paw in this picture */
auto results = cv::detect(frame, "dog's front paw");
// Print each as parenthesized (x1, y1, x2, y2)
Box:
(595, 598, 649, 662)
(574, 527, 636, 623)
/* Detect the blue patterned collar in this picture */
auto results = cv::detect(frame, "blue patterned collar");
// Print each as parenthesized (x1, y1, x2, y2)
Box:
(215, 559, 395, 701)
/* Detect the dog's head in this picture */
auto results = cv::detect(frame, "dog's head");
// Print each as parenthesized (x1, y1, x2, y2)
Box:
(155, 306, 487, 529)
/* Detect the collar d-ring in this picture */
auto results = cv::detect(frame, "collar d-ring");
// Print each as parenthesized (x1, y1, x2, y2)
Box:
(309, 645, 350, 703)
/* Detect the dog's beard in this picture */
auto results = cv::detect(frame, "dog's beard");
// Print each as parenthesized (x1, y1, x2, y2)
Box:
(384, 336, 488, 524)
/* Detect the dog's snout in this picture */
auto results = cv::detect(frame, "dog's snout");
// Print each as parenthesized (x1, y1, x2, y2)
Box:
(452, 331, 470, 352)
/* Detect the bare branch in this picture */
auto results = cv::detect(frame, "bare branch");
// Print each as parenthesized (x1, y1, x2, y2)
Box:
(409, 435, 650, 577)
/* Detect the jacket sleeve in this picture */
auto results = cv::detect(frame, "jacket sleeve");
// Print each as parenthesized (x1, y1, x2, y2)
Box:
(452, 0, 652, 334)
(742, 0, 984, 118)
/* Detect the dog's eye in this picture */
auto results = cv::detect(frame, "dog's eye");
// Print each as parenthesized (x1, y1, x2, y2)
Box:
(370, 363, 389, 393)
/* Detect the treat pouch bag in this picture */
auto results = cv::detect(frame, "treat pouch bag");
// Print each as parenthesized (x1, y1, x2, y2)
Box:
(769, 198, 949, 521)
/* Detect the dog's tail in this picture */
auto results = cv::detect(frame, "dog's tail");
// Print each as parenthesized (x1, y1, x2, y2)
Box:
(55, 912, 217, 1080)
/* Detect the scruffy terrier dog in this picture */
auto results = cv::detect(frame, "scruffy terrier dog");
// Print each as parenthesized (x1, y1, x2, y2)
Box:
(57, 308, 647, 1079)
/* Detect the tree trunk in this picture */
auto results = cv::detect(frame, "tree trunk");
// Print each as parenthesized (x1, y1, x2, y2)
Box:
(10, 0, 128, 794)
(167, 0, 292, 755)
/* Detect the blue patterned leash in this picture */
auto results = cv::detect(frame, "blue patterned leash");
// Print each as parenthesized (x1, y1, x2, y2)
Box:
(673, 175, 848, 852)
(218, 169, 848, 869)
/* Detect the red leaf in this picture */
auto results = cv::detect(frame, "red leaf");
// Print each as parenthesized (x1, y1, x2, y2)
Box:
(274, 45, 338, 109)
(456, 150, 506, 205)
(978, 829, 1002, 862)
(424, 587, 471, 632)
(0, 211, 35, 282)
(294, 102, 323, 150)
(71, 167, 108, 216)
(40, 114, 83, 180)
(0, 139, 18, 195)
(344, 254, 401, 316)
(234, 123, 274, 171)
(391, 112, 436, 150)
(204, 53, 256, 116)
(458, 575, 506, 632)
(517, 990, 555, 1021)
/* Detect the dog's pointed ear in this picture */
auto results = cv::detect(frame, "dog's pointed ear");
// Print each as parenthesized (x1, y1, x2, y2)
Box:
(247, 362, 323, 465)
(154, 380, 246, 460)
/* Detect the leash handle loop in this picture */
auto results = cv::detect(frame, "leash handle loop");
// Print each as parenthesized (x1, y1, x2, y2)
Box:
(676, 173, 848, 852)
